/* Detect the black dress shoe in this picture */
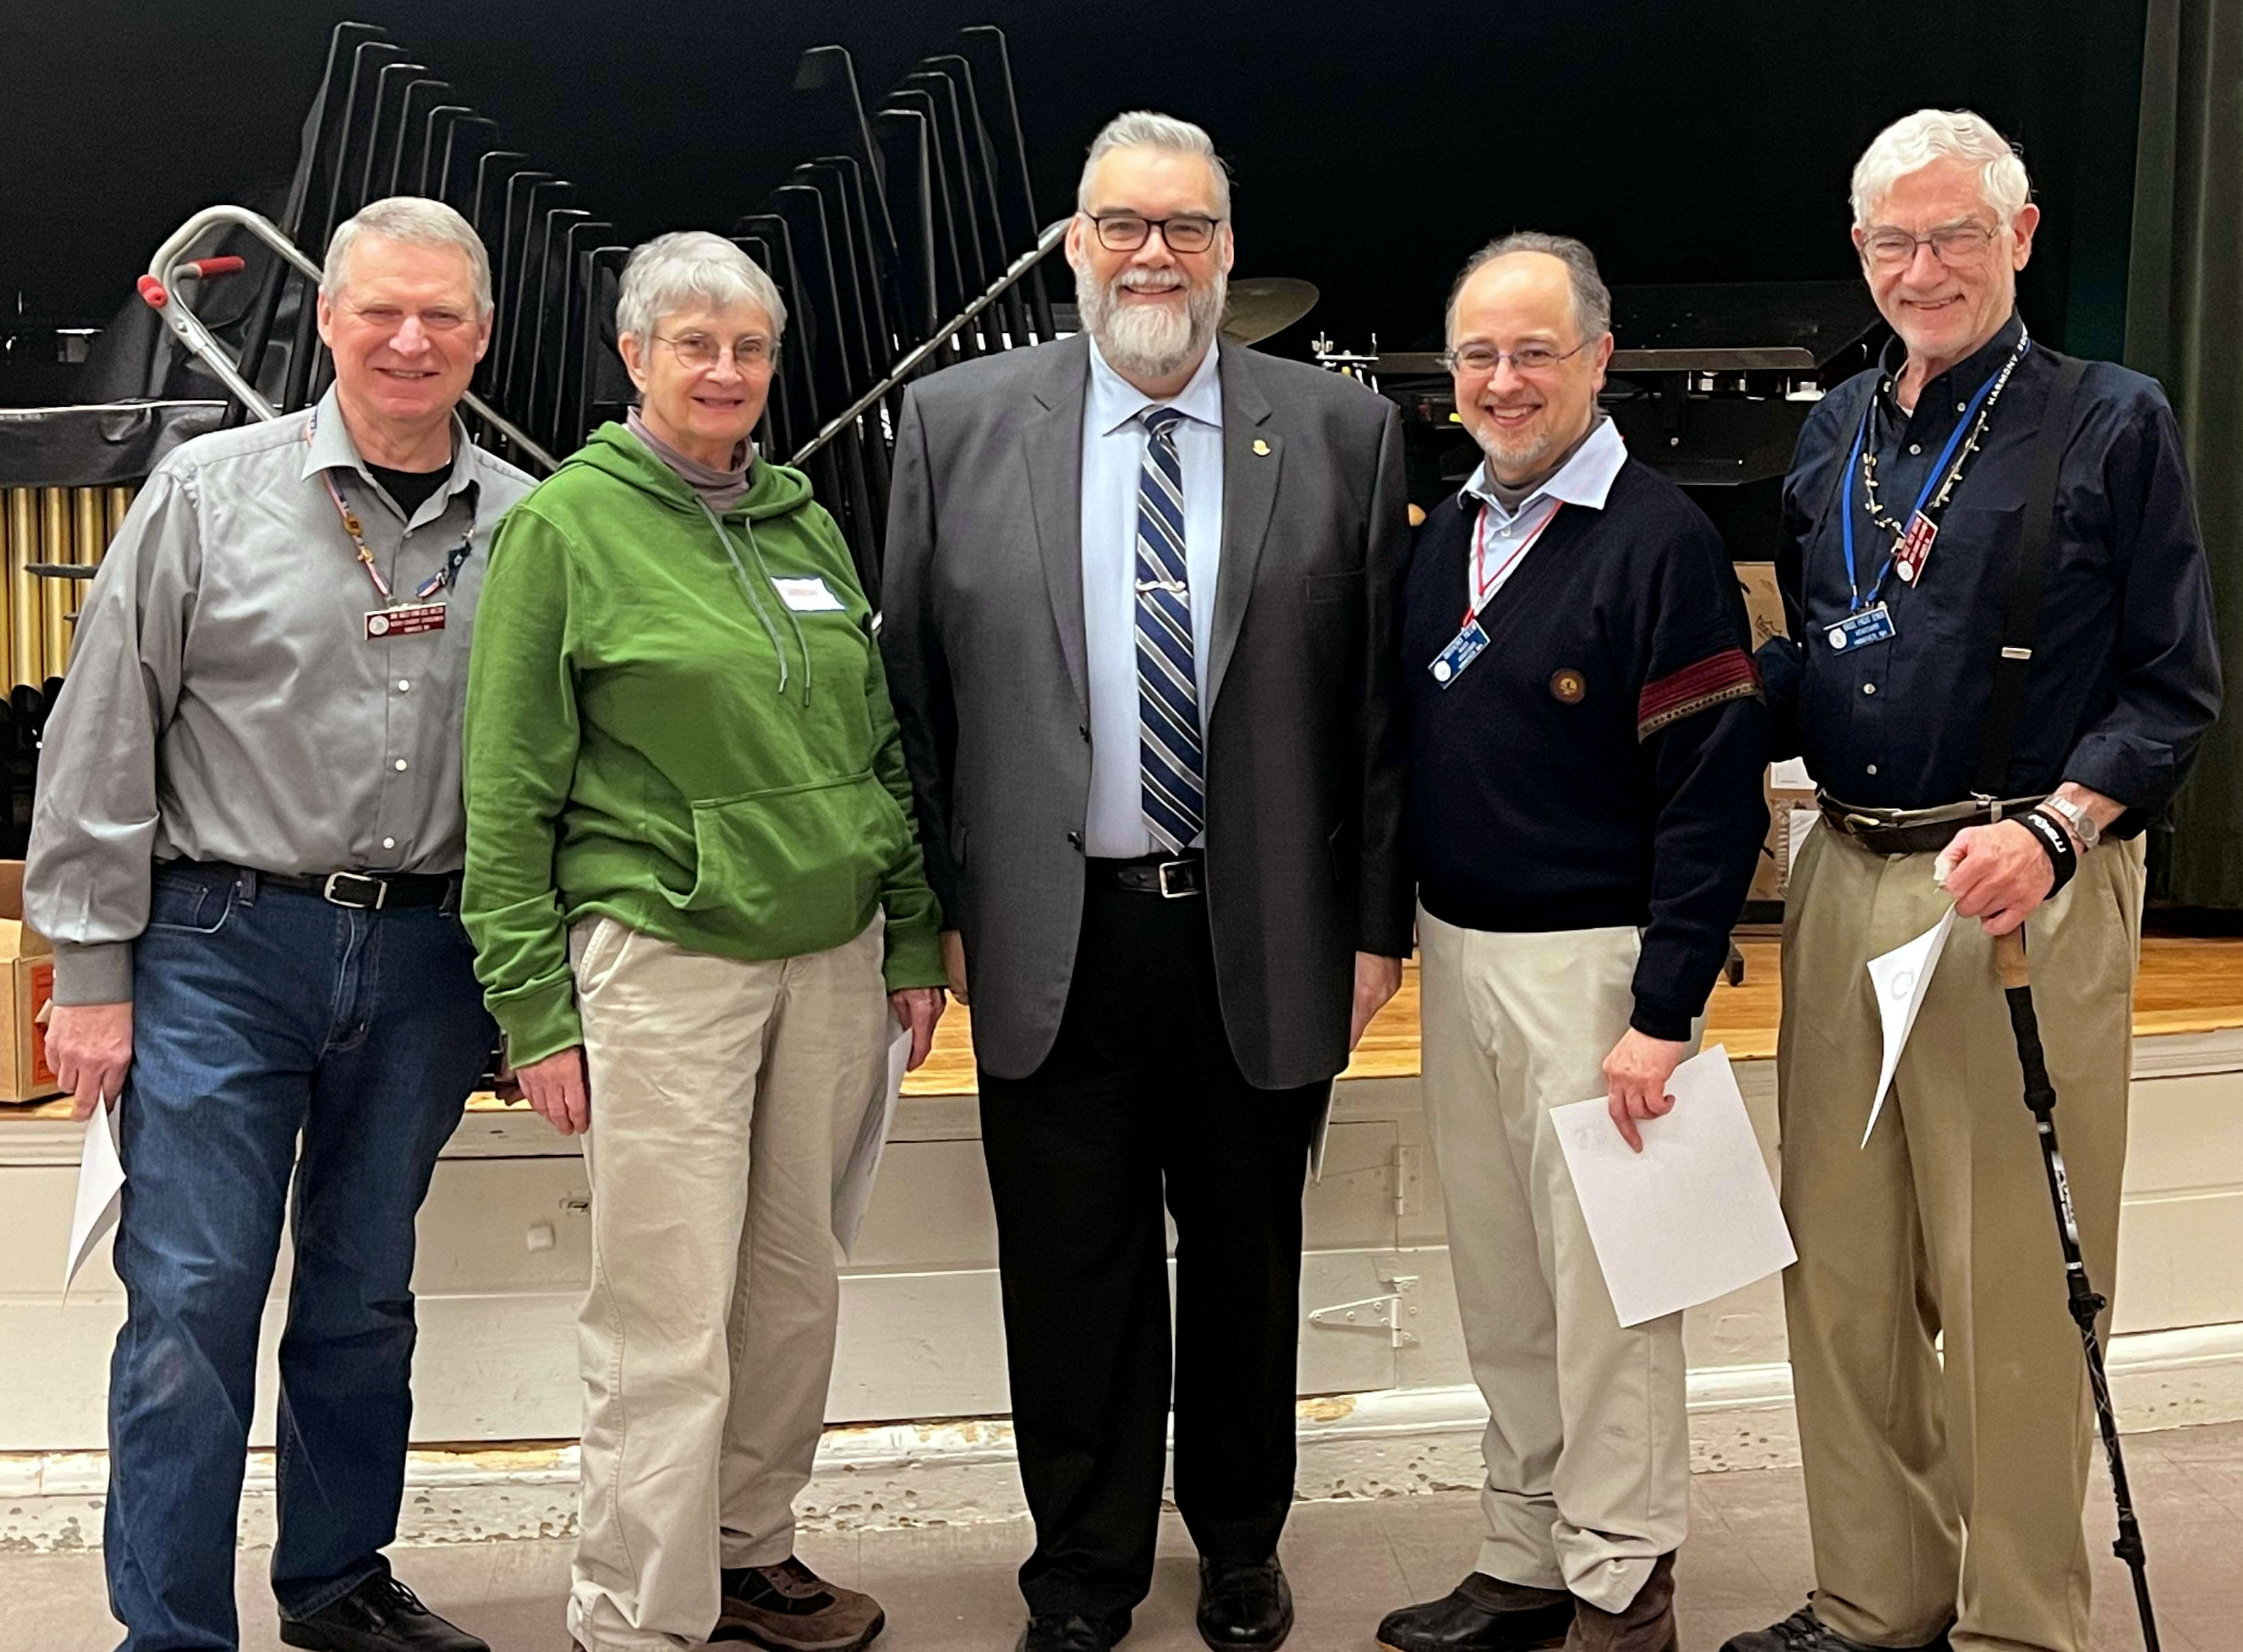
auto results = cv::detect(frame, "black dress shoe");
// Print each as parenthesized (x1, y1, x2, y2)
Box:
(1377, 1574, 1575, 1652)
(1196, 1557, 1294, 1652)
(1017, 1610, 1133, 1652)
(1718, 1606, 1952, 1652)
(278, 1574, 488, 1652)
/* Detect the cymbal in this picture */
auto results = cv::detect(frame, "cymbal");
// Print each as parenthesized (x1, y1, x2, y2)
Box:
(1221, 277, 1319, 345)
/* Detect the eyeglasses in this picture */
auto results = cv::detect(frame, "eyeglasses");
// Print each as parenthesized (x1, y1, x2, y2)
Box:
(1440, 338, 1596, 376)
(346, 301, 473, 334)
(1859, 222, 2001, 271)
(1082, 212, 1223, 254)
(655, 332, 776, 371)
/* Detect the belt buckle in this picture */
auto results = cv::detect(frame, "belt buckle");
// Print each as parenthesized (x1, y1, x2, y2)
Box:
(1155, 858, 1195, 899)
(323, 871, 387, 910)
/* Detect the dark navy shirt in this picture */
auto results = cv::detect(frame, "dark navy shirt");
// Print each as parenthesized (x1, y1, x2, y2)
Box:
(1761, 312, 2220, 833)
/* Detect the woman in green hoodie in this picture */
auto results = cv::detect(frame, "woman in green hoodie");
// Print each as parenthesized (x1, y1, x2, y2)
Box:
(462, 231, 944, 1652)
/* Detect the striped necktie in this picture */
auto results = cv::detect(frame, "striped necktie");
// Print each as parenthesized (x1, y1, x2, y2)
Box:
(1134, 405, 1204, 853)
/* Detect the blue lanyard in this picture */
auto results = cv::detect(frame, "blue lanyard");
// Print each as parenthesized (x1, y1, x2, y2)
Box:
(1838, 341, 2023, 612)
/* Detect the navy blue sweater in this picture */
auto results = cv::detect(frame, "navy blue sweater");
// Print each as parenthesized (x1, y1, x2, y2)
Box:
(1401, 460, 1770, 1039)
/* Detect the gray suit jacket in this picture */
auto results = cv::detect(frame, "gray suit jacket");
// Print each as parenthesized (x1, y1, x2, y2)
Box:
(880, 336, 1413, 1088)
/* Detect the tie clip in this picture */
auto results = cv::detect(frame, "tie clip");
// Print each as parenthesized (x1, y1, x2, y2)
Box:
(1136, 578, 1187, 595)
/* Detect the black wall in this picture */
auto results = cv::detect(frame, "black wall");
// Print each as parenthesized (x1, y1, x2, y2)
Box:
(3, 0, 2146, 366)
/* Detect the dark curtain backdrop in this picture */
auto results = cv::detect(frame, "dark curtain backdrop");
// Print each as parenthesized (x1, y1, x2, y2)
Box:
(2128, 0, 2243, 907)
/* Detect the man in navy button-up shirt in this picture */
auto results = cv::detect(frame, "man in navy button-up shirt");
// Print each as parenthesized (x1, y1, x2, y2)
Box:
(1729, 112, 2220, 1652)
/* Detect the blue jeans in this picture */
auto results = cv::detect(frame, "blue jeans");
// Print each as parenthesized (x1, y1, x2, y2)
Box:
(105, 863, 495, 1651)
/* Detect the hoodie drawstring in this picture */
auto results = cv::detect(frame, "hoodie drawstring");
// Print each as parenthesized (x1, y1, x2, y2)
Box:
(698, 498, 813, 708)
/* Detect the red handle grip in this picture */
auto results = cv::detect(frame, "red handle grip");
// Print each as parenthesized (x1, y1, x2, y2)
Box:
(184, 256, 247, 279)
(136, 275, 169, 310)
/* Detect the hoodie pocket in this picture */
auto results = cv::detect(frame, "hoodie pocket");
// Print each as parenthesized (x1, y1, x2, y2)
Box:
(679, 770, 905, 940)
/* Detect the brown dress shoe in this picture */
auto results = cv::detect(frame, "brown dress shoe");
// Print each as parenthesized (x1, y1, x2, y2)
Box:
(1563, 1555, 1676, 1652)
(718, 1557, 887, 1652)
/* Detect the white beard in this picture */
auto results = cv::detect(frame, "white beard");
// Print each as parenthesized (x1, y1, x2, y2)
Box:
(1073, 255, 1227, 381)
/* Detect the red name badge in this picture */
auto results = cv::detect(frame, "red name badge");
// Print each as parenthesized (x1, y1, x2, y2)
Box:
(1892, 511, 1939, 584)
(366, 601, 447, 640)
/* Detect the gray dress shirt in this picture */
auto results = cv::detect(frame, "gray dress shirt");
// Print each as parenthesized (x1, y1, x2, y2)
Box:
(1079, 338, 1226, 858)
(25, 387, 536, 1003)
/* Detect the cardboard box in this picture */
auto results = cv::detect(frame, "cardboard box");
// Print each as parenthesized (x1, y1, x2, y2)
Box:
(0, 862, 59, 1101)
(1737, 561, 1785, 652)
(1740, 565, 1794, 902)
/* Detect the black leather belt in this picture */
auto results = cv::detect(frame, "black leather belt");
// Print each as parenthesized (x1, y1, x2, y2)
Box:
(194, 862, 457, 910)
(1817, 793, 2047, 857)
(1088, 853, 1205, 897)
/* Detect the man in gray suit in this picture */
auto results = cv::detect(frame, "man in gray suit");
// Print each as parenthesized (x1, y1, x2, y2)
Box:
(881, 110, 1412, 1652)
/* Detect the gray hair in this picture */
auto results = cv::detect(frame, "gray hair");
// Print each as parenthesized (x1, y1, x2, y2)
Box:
(1850, 108, 2032, 227)
(1076, 110, 1232, 219)
(615, 231, 788, 349)
(1444, 231, 1612, 346)
(323, 196, 493, 316)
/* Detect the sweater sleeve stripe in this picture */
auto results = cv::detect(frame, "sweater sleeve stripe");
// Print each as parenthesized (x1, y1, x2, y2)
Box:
(1636, 647, 1762, 741)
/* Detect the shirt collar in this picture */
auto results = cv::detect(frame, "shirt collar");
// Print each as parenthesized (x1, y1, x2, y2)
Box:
(1457, 414, 1628, 518)
(1876, 310, 2027, 416)
(298, 384, 479, 511)
(1087, 336, 1225, 438)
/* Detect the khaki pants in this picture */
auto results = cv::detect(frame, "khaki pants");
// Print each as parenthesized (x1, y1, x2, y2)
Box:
(1779, 827, 2144, 1652)
(1418, 910, 1692, 1615)
(565, 917, 888, 1652)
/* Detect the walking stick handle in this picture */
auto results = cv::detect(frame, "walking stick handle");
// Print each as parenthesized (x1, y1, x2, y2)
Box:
(1994, 927, 2030, 989)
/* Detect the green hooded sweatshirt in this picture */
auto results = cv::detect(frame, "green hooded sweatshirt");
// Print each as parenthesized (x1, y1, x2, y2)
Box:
(462, 423, 944, 1065)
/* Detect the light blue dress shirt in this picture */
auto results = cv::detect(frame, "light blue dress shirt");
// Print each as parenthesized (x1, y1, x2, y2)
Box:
(1456, 415, 1629, 614)
(1079, 339, 1227, 858)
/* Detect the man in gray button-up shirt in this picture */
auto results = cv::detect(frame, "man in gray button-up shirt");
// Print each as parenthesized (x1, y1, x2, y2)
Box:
(25, 198, 531, 1652)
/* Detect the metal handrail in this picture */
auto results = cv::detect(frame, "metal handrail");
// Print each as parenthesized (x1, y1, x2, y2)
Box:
(138, 203, 562, 472)
(788, 216, 1068, 466)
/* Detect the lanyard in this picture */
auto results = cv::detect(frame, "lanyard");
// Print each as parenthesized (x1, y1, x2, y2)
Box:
(1838, 337, 2026, 612)
(1466, 497, 1563, 622)
(303, 409, 475, 606)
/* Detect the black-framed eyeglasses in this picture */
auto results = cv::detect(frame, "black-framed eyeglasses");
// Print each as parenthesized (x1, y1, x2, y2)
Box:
(1858, 221, 2001, 271)
(1440, 338, 1596, 376)
(1082, 212, 1223, 254)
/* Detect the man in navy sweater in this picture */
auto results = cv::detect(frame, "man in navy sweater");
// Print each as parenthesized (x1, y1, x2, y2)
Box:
(1376, 234, 1768, 1652)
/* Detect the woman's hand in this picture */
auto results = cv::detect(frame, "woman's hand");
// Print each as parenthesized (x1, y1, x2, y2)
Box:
(890, 987, 947, 1073)
(516, 1045, 590, 1136)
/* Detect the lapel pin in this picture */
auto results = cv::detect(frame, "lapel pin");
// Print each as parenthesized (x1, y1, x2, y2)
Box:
(1252, 438, 1270, 456)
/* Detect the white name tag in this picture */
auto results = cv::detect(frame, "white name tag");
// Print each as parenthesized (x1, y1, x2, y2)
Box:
(771, 575, 845, 612)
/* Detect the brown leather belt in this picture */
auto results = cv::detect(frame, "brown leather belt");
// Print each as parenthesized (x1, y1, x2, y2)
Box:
(1088, 853, 1205, 897)
(1816, 793, 2048, 857)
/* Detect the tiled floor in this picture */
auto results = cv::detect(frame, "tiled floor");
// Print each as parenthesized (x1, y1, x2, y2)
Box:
(8, 1421, 2238, 1651)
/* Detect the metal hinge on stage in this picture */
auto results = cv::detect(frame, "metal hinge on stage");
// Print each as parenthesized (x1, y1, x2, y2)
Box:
(1307, 1270, 1420, 1349)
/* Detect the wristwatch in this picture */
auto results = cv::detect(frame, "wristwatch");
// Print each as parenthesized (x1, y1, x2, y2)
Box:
(2039, 794, 2102, 851)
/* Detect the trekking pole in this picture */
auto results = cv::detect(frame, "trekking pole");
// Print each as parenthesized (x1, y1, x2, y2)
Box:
(1992, 927, 2160, 1652)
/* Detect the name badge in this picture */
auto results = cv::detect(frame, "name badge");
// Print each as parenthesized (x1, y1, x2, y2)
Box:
(1825, 602, 1896, 653)
(1429, 617, 1491, 688)
(771, 575, 846, 613)
(366, 601, 447, 640)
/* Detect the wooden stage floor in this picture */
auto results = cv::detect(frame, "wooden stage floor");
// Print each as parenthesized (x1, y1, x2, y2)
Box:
(3, 939, 2238, 1121)
(901, 934, 2243, 1095)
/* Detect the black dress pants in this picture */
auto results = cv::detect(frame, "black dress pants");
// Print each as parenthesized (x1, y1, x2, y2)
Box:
(979, 875, 1327, 1617)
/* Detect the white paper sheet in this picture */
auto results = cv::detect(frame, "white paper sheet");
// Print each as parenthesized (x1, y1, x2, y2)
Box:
(64, 1099, 124, 1300)
(1551, 1045, 1796, 1327)
(833, 1026, 912, 1258)
(1770, 758, 1815, 790)
(1862, 905, 1957, 1147)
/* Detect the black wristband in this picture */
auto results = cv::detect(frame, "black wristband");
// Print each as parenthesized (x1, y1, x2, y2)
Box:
(2020, 807, 2078, 897)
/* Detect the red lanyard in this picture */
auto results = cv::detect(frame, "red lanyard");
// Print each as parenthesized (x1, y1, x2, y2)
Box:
(1466, 498, 1563, 623)
(303, 409, 470, 605)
